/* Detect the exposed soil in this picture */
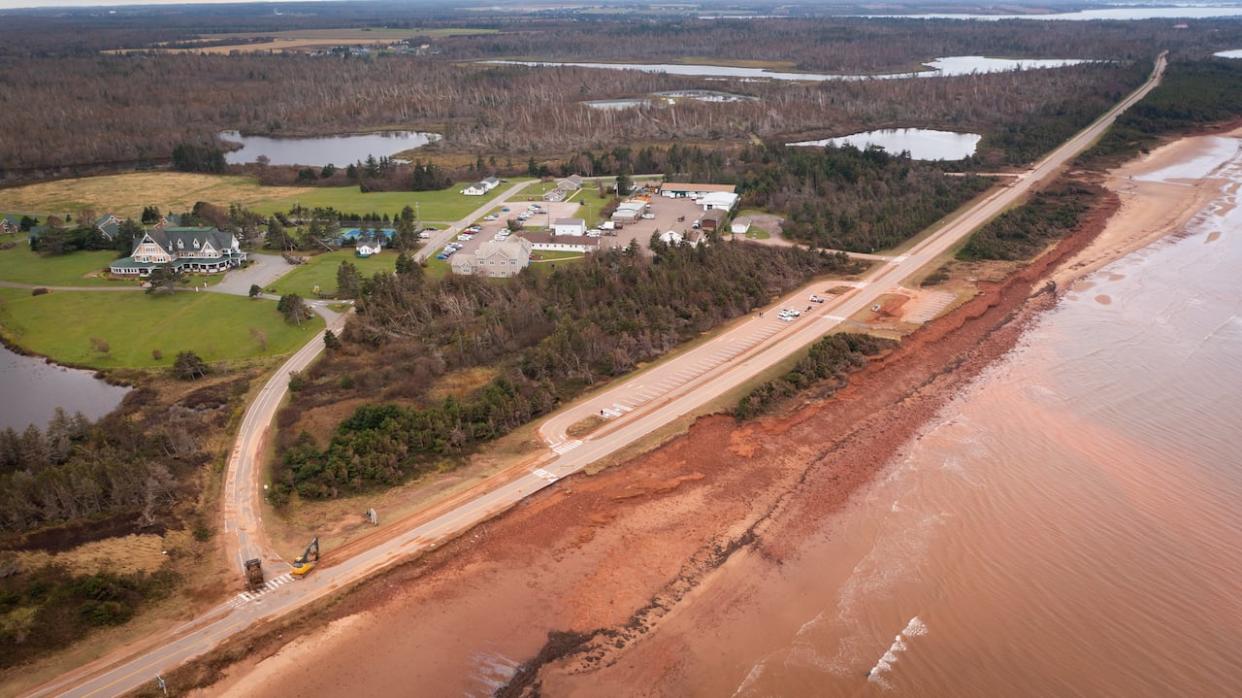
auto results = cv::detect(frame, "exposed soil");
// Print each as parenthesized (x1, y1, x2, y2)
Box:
(155, 181, 1122, 698)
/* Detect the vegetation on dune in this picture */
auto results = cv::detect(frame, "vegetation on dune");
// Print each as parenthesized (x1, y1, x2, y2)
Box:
(734, 333, 893, 420)
(958, 181, 1102, 261)
(272, 239, 862, 500)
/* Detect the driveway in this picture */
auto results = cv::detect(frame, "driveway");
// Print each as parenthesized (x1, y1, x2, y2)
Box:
(210, 253, 296, 296)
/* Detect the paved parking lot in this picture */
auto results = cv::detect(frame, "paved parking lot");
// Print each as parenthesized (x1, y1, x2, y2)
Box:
(432, 188, 721, 264)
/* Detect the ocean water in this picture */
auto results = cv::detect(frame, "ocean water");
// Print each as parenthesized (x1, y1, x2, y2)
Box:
(680, 141, 1242, 697)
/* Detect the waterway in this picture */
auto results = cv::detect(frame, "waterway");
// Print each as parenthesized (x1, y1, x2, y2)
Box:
(637, 135, 1242, 696)
(488, 55, 1092, 82)
(218, 130, 440, 167)
(789, 128, 981, 160)
(583, 90, 759, 110)
(0, 344, 129, 430)
(1216, 48, 1242, 58)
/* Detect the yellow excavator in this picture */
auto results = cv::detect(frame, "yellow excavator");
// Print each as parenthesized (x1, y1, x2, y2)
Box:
(290, 536, 320, 577)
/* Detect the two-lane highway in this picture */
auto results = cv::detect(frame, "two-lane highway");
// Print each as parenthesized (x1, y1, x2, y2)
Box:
(30, 55, 1163, 698)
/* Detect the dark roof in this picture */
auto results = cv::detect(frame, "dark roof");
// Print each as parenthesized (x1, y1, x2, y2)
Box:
(140, 226, 236, 255)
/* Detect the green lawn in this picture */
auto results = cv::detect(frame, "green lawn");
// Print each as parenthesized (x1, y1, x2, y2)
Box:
(567, 187, 612, 227)
(0, 241, 130, 287)
(249, 180, 526, 222)
(0, 288, 322, 369)
(270, 249, 398, 298)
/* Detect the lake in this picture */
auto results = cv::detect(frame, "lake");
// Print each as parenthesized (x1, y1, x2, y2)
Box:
(789, 128, 982, 160)
(488, 56, 1092, 81)
(219, 130, 441, 167)
(1216, 49, 1242, 59)
(863, 6, 1242, 21)
(0, 344, 129, 431)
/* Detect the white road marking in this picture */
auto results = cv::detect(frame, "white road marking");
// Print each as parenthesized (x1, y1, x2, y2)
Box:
(532, 468, 559, 482)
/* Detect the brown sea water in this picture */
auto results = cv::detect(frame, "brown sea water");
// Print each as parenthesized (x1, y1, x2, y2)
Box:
(649, 147, 1242, 697)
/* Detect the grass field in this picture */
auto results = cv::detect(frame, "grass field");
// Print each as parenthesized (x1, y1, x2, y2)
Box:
(249, 183, 486, 222)
(270, 249, 398, 298)
(0, 288, 322, 369)
(0, 173, 490, 223)
(567, 187, 612, 226)
(0, 242, 130, 287)
(113, 27, 500, 54)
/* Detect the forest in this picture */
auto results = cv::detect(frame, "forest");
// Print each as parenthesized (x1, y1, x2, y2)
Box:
(4, 8, 1221, 176)
(738, 144, 992, 252)
(272, 239, 860, 499)
(1083, 58, 1242, 166)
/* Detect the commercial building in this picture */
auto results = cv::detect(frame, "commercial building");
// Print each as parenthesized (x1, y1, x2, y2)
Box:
(462, 176, 502, 196)
(450, 237, 533, 278)
(521, 232, 599, 254)
(553, 217, 586, 236)
(659, 182, 737, 199)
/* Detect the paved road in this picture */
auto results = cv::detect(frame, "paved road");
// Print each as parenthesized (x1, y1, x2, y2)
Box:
(29, 55, 1164, 698)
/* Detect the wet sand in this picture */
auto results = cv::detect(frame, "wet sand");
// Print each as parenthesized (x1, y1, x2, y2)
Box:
(182, 131, 1235, 697)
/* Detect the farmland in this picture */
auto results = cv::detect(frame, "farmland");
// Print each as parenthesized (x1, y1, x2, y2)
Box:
(0, 173, 490, 223)
(0, 288, 322, 369)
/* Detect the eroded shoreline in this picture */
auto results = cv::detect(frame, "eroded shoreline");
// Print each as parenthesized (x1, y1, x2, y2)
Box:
(154, 131, 1227, 698)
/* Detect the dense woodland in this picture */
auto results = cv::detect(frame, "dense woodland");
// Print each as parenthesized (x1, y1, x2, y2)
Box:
(273, 240, 860, 499)
(739, 145, 992, 251)
(7, 7, 1224, 175)
(1084, 58, 1242, 166)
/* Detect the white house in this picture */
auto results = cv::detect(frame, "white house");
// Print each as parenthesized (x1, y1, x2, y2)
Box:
(109, 226, 246, 276)
(552, 217, 586, 236)
(463, 176, 502, 196)
(356, 236, 384, 257)
(451, 237, 532, 278)
(730, 217, 752, 235)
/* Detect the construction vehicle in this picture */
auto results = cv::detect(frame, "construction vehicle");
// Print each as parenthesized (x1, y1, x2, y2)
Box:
(290, 536, 320, 577)
(244, 558, 265, 592)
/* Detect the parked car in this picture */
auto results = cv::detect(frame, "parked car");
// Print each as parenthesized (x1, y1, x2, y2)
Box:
(418, 231, 432, 239)
(457, 233, 473, 241)
(641, 213, 656, 220)
(809, 295, 825, 304)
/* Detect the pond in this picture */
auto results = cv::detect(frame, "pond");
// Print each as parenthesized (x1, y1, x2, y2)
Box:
(788, 128, 982, 160)
(0, 344, 129, 431)
(1216, 49, 1242, 59)
(488, 55, 1092, 81)
(583, 98, 653, 110)
(219, 130, 441, 167)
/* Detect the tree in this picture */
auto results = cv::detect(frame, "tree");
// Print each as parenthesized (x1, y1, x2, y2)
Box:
(296, 168, 317, 183)
(615, 173, 632, 196)
(278, 294, 312, 326)
(172, 351, 209, 380)
(323, 330, 341, 351)
(336, 261, 362, 299)
(145, 266, 181, 295)
(249, 283, 262, 299)
(171, 143, 226, 173)
(115, 219, 142, 255)
(140, 206, 161, 225)
(321, 163, 337, 179)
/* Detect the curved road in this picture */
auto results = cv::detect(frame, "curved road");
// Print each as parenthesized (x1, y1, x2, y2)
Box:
(29, 56, 1163, 698)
